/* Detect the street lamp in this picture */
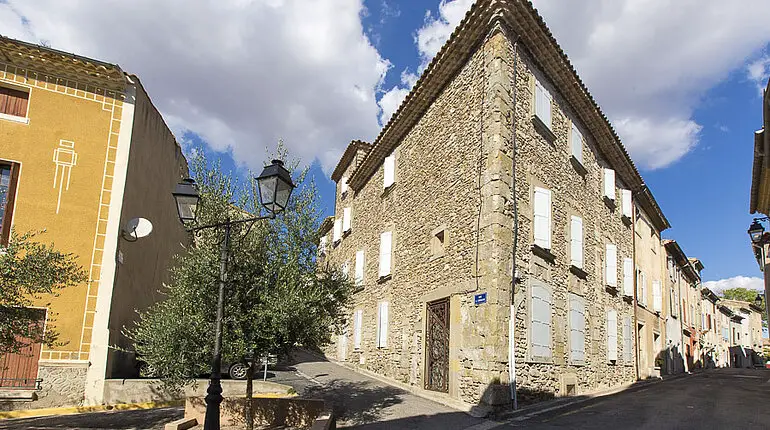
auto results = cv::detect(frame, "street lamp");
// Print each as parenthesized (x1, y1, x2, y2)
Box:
(755, 293, 764, 309)
(172, 159, 295, 430)
(748, 219, 765, 245)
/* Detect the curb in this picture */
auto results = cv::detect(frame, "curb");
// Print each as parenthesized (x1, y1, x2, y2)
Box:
(0, 399, 185, 420)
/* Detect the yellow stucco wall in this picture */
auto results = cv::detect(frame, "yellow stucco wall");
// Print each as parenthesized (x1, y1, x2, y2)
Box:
(0, 65, 124, 361)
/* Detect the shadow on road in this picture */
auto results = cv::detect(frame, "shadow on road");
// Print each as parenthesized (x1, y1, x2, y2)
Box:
(0, 406, 183, 430)
(303, 378, 405, 426)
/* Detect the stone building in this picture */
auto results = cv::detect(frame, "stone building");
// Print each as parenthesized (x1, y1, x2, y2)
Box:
(721, 299, 764, 367)
(320, 0, 670, 407)
(0, 36, 188, 406)
(700, 287, 723, 368)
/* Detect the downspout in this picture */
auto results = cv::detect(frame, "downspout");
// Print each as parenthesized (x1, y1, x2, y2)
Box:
(632, 192, 640, 381)
(508, 35, 520, 410)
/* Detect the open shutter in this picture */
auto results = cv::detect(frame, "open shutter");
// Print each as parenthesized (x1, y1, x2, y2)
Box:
(319, 236, 327, 255)
(605, 244, 617, 286)
(621, 189, 632, 218)
(340, 176, 349, 195)
(653, 280, 662, 312)
(379, 231, 392, 277)
(343, 207, 352, 232)
(533, 187, 552, 249)
(383, 154, 395, 188)
(569, 295, 585, 363)
(623, 258, 634, 296)
(531, 284, 552, 359)
(377, 302, 389, 348)
(603, 168, 615, 200)
(607, 310, 618, 361)
(570, 216, 583, 268)
(355, 250, 365, 286)
(535, 80, 552, 128)
(571, 123, 583, 164)
(333, 219, 342, 242)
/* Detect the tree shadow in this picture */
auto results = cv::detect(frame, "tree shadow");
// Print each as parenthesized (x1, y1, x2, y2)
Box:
(302, 378, 405, 426)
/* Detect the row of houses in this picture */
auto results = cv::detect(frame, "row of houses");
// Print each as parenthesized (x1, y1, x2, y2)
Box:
(317, 0, 765, 408)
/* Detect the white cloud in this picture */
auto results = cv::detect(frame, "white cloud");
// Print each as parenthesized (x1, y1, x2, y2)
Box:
(0, 0, 390, 172)
(704, 276, 764, 295)
(377, 68, 420, 124)
(747, 55, 770, 95)
(411, 0, 770, 170)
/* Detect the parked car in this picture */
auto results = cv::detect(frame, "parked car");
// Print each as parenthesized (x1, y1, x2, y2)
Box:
(224, 353, 278, 380)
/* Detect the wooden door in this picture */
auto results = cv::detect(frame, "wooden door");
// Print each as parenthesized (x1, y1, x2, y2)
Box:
(425, 298, 450, 393)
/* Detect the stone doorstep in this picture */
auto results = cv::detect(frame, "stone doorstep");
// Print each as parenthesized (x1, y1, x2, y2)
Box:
(164, 417, 197, 430)
(0, 390, 38, 401)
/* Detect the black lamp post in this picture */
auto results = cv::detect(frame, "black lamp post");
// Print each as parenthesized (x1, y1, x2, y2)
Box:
(748, 217, 770, 355)
(748, 219, 765, 245)
(172, 160, 295, 430)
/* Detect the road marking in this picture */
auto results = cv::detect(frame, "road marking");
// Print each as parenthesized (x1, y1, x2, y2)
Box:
(295, 369, 323, 386)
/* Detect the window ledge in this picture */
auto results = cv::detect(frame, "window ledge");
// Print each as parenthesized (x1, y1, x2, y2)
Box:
(532, 244, 556, 264)
(353, 284, 364, 294)
(377, 274, 392, 284)
(605, 285, 619, 295)
(343, 230, 352, 238)
(532, 115, 556, 143)
(621, 214, 632, 226)
(603, 196, 616, 210)
(570, 155, 587, 176)
(526, 356, 553, 365)
(382, 183, 395, 198)
(622, 295, 634, 304)
(0, 113, 29, 124)
(569, 361, 587, 367)
(569, 265, 588, 279)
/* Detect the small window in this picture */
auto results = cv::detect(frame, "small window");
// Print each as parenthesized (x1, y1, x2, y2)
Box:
(623, 316, 633, 363)
(333, 219, 342, 243)
(653, 280, 662, 312)
(621, 189, 632, 219)
(534, 79, 552, 129)
(431, 227, 446, 258)
(0, 86, 29, 121)
(355, 250, 365, 287)
(340, 176, 349, 196)
(0, 163, 20, 245)
(603, 168, 616, 201)
(343, 207, 352, 233)
(623, 258, 634, 297)
(533, 187, 552, 250)
(607, 310, 618, 362)
(530, 282, 552, 360)
(378, 231, 392, 278)
(570, 216, 583, 269)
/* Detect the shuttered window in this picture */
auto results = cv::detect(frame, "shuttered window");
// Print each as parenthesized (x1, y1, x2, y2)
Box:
(570, 216, 583, 268)
(621, 189, 632, 218)
(340, 176, 349, 195)
(607, 310, 618, 362)
(569, 294, 585, 363)
(533, 187, 552, 249)
(603, 168, 615, 201)
(0, 86, 29, 118)
(355, 250, 365, 287)
(343, 207, 352, 232)
(0, 163, 19, 245)
(341, 261, 349, 278)
(530, 283, 552, 359)
(638, 271, 647, 306)
(353, 310, 363, 349)
(623, 316, 633, 363)
(571, 122, 583, 164)
(535, 79, 552, 129)
(605, 244, 617, 287)
(623, 258, 634, 297)
(383, 154, 395, 189)
(653, 280, 662, 312)
(377, 302, 389, 348)
(333, 219, 342, 242)
(379, 231, 392, 277)
(319, 236, 327, 255)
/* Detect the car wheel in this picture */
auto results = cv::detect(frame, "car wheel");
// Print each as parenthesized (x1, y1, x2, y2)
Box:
(229, 362, 249, 380)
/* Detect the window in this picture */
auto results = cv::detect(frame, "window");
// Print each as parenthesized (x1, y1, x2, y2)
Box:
(377, 302, 389, 348)
(343, 207, 352, 233)
(340, 176, 349, 196)
(637, 271, 647, 306)
(319, 236, 327, 255)
(0, 163, 19, 245)
(431, 227, 446, 258)
(607, 310, 618, 362)
(530, 282, 552, 360)
(534, 79, 552, 129)
(342, 261, 349, 278)
(569, 294, 585, 363)
(353, 310, 363, 349)
(379, 231, 392, 278)
(355, 250, 365, 287)
(621, 189, 632, 219)
(623, 316, 633, 363)
(333, 219, 342, 243)
(570, 216, 583, 268)
(570, 122, 583, 164)
(603, 168, 615, 201)
(383, 154, 395, 189)
(605, 243, 617, 287)
(623, 258, 634, 297)
(653, 280, 662, 312)
(0, 86, 29, 120)
(533, 187, 552, 250)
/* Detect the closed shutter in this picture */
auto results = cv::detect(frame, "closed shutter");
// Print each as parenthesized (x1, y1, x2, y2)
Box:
(353, 310, 363, 349)
(622, 189, 632, 218)
(605, 244, 617, 287)
(333, 219, 342, 242)
(383, 154, 395, 188)
(623, 258, 634, 297)
(343, 207, 352, 232)
(569, 294, 585, 363)
(603, 168, 615, 200)
(341, 176, 349, 195)
(379, 231, 392, 277)
(571, 123, 583, 163)
(342, 261, 349, 278)
(355, 250, 364, 286)
(531, 283, 552, 359)
(653, 280, 662, 312)
(0, 87, 29, 117)
(641, 272, 647, 306)
(533, 187, 552, 249)
(535, 80, 552, 128)
(570, 216, 583, 268)
(377, 302, 389, 348)
(623, 316, 633, 362)
(607, 310, 618, 361)
(319, 237, 327, 255)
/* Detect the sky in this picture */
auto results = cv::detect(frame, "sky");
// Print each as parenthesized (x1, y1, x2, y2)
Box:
(2, 0, 770, 295)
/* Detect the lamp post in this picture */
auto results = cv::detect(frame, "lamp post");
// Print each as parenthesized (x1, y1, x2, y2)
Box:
(748, 218, 770, 343)
(173, 160, 295, 430)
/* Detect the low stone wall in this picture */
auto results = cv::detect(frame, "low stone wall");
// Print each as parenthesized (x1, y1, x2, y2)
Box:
(0, 363, 88, 411)
(185, 396, 328, 429)
(103, 379, 293, 405)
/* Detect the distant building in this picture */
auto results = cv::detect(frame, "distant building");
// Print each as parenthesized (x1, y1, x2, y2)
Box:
(0, 36, 188, 405)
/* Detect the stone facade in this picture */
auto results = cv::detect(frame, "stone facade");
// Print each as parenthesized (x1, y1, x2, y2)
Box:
(36, 363, 88, 407)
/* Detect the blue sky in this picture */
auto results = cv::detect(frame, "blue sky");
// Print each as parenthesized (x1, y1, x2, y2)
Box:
(3, 0, 770, 291)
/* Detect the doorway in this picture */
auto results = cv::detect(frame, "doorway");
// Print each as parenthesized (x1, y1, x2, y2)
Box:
(425, 297, 450, 393)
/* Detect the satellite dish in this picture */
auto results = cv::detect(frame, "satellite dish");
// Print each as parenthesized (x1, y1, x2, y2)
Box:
(123, 217, 153, 241)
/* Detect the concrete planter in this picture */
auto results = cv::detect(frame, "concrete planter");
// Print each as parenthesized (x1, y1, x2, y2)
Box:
(185, 396, 332, 430)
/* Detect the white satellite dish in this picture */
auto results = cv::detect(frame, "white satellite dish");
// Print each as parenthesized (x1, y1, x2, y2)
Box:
(123, 217, 153, 241)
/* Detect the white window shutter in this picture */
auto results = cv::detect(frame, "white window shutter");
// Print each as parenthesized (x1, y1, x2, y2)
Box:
(343, 207, 352, 232)
(569, 295, 585, 363)
(571, 123, 583, 164)
(531, 284, 552, 358)
(603, 168, 615, 200)
(570, 216, 583, 268)
(535, 80, 552, 128)
(354, 310, 362, 349)
(355, 250, 365, 286)
(623, 316, 633, 362)
(653, 280, 662, 312)
(607, 310, 618, 361)
(379, 231, 392, 277)
(377, 302, 389, 348)
(623, 258, 634, 297)
(319, 236, 327, 255)
(622, 189, 632, 218)
(605, 244, 617, 287)
(341, 176, 349, 195)
(641, 272, 647, 306)
(333, 219, 342, 242)
(342, 261, 349, 278)
(533, 187, 552, 249)
(383, 154, 395, 189)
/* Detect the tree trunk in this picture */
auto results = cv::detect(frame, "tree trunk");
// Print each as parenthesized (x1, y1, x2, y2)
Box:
(246, 360, 256, 430)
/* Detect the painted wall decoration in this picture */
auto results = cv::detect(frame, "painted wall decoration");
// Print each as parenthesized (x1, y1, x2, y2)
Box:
(53, 140, 78, 214)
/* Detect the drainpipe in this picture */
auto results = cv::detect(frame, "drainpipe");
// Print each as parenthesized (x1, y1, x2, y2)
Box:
(508, 36, 520, 411)
(632, 193, 640, 381)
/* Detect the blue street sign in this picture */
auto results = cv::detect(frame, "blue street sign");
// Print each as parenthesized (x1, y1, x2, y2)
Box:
(474, 292, 487, 305)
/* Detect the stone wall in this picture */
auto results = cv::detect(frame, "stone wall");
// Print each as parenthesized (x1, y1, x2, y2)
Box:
(36, 363, 88, 407)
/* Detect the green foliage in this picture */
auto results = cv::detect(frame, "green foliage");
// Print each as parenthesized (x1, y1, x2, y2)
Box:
(0, 230, 87, 353)
(721, 287, 767, 322)
(125, 148, 352, 389)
